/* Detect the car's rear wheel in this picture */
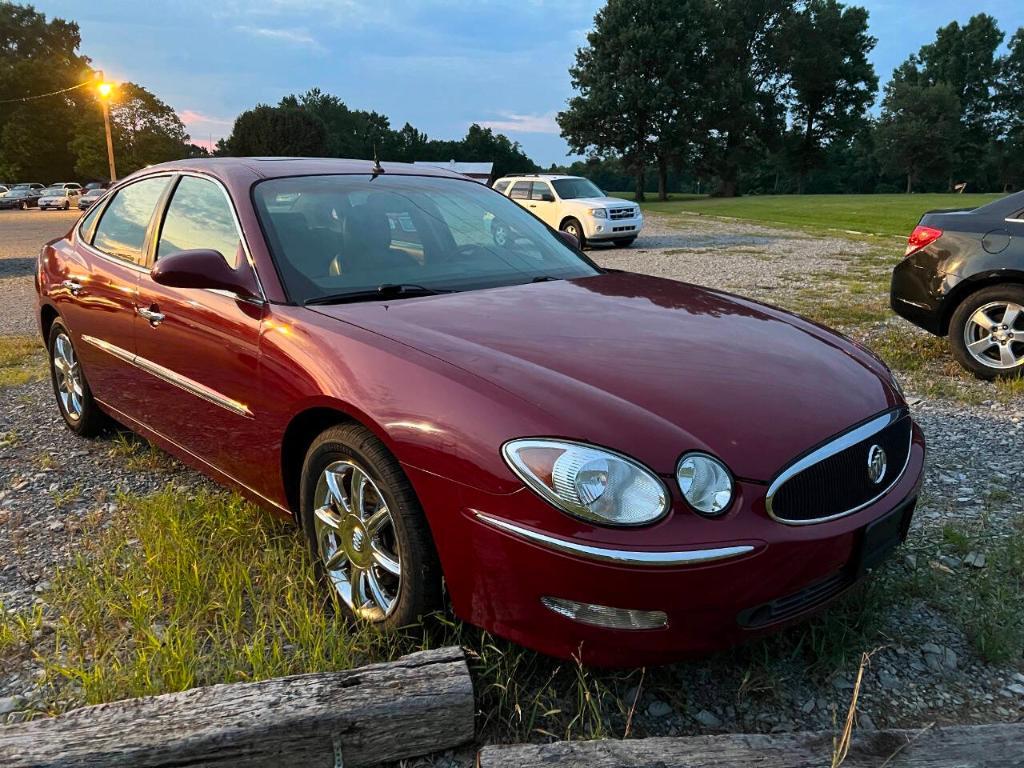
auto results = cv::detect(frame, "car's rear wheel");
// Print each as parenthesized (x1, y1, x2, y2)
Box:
(950, 285, 1024, 379)
(561, 218, 587, 249)
(48, 320, 107, 436)
(63, 201, 69, 210)
(299, 424, 442, 629)
(19, 201, 27, 211)
(613, 237, 637, 247)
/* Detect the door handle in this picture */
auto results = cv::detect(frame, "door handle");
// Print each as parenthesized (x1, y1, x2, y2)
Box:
(528, 204, 537, 208)
(137, 307, 165, 326)
(61, 279, 83, 295)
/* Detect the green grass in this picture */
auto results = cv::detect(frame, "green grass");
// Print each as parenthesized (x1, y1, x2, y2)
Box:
(610, 193, 1005, 239)
(0, 336, 46, 388)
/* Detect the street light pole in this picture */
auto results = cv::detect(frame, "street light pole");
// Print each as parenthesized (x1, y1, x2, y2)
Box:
(96, 71, 117, 182)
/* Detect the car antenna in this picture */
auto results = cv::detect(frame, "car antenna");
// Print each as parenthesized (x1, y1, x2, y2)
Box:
(371, 144, 385, 178)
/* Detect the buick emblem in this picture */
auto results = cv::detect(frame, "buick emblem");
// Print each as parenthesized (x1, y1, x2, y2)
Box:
(867, 444, 887, 485)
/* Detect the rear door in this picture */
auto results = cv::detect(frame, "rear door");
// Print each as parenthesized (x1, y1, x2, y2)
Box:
(133, 173, 267, 488)
(508, 181, 531, 210)
(58, 175, 172, 421)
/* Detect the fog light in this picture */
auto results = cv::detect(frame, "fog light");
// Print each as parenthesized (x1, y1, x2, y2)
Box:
(541, 596, 667, 630)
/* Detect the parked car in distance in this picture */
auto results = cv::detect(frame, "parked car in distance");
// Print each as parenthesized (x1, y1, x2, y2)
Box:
(83, 181, 110, 191)
(12, 182, 44, 192)
(492, 174, 643, 249)
(0, 188, 42, 209)
(78, 187, 106, 210)
(38, 186, 81, 210)
(37, 157, 923, 665)
(50, 182, 83, 194)
(891, 191, 1024, 379)
(0, 185, 9, 198)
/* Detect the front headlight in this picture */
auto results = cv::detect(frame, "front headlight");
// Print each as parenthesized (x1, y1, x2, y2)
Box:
(589, 208, 607, 219)
(502, 439, 668, 526)
(676, 453, 733, 516)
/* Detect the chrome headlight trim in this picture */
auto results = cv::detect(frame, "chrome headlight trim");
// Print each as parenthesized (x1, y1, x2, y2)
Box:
(502, 438, 670, 527)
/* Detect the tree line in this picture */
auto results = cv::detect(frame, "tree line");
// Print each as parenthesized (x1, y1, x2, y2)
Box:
(216, 90, 539, 178)
(558, 0, 1024, 199)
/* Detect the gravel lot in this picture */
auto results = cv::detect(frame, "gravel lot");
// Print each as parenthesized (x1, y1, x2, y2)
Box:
(0, 209, 1021, 732)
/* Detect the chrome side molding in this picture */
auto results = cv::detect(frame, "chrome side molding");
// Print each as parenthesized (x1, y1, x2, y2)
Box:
(473, 511, 755, 567)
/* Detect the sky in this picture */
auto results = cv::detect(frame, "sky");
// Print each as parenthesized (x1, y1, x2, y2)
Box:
(28, 0, 1024, 166)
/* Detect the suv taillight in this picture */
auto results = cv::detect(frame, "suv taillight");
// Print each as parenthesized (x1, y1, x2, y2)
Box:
(905, 225, 943, 256)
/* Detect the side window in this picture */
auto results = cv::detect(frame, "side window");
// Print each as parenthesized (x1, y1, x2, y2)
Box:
(509, 181, 530, 200)
(157, 176, 241, 267)
(492, 180, 510, 194)
(92, 177, 170, 265)
(530, 182, 552, 201)
(78, 201, 103, 243)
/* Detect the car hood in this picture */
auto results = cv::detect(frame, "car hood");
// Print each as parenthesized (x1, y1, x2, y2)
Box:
(313, 273, 900, 481)
(565, 197, 637, 209)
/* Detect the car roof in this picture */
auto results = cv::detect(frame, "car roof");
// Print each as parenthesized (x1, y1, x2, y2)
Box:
(129, 157, 471, 186)
(498, 174, 578, 181)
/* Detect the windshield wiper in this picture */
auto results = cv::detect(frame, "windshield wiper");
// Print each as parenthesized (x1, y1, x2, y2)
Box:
(305, 284, 450, 306)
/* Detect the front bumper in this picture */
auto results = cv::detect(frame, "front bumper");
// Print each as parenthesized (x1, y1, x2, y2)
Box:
(584, 214, 644, 241)
(410, 423, 925, 666)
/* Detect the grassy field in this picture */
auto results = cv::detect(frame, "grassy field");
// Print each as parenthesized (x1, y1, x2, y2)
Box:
(608, 193, 1006, 239)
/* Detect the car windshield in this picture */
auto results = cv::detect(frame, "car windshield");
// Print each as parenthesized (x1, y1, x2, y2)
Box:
(253, 174, 600, 304)
(551, 177, 604, 199)
(41, 187, 64, 196)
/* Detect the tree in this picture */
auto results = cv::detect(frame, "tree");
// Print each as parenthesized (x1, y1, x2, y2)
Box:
(223, 105, 328, 157)
(0, 4, 92, 180)
(874, 80, 960, 193)
(895, 15, 1005, 188)
(559, 0, 707, 201)
(777, 0, 877, 193)
(69, 83, 190, 179)
(700, 0, 793, 197)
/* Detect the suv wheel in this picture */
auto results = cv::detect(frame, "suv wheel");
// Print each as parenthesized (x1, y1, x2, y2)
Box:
(561, 218, 587, 249)
(949, 285, 1024, 379)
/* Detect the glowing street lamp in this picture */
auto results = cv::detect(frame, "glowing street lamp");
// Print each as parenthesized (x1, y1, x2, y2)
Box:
(95, 71, 117, 182)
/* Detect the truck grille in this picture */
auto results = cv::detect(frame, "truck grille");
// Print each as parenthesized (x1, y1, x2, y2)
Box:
(609, 207, 635, 220)
(766, 409, 913, 524)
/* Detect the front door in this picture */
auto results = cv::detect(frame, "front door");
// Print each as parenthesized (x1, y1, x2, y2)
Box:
(132, 174, 267, 490)
(526, 181, 559, 228)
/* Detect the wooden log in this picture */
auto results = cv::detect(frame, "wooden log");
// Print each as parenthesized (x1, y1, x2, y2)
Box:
(0, 646, 473, 768)
(478, 722, 1024, 768)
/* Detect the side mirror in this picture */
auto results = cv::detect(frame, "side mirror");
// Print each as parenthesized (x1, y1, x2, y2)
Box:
(540, 193, 555, 203)
(557, 230, 580, 250)
(151, 249, 260, 300)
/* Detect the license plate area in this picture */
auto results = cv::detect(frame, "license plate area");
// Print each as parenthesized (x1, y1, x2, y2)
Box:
(857, 496, 915, 577)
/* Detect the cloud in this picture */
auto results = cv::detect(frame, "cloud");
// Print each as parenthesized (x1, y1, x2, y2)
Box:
(235, 25, 324, 51)
(478, 112, 561, 134)
(179, 110, 233, 126)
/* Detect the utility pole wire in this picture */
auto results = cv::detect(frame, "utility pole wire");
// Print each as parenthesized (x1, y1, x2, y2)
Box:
(0, 80, 93, 104)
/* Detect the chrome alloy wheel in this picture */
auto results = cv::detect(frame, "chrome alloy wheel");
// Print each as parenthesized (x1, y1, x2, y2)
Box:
(563, 222, 580, 238)
(963, 301, 1024, 371)
(313, 460, 401, 620)
(52, 332, 83, 421)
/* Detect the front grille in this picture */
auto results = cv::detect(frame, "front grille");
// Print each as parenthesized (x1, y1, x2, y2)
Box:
(737, 570, 852, 628)
(767, 409, 912, 524)
(609, 207, 635, 220)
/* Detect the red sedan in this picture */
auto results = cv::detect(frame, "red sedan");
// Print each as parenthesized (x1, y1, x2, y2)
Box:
(35, 158, 924, 665)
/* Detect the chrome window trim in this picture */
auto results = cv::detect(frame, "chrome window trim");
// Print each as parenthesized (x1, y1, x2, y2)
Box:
(81, 334, 253, 418)
(473, 511, 755, 567)
(765, 408, 913, 526)
(1006, 217, 1024, 224)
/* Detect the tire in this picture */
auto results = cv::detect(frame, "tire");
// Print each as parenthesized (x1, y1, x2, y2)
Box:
(48, 320, 107, 436)
(949, 284, 1024, 380)
(19, 201, 27, 211)
(63, 202, 69, 210)
(299, 423, 442, 629)
(613, 237, 637, 247)
(560, 218, 587, 249)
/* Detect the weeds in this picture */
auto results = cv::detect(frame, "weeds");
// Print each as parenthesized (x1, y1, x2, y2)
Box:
(0, 336, 47, 389)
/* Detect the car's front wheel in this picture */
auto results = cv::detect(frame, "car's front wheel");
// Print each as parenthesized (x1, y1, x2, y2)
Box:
(561, 218, 587, 249)
(63, 201, 69, 210)
(48, 320, 107, 436)
(950, 285, 1024, 379)
(300, 423, 442, 629)
(19, 201, 27, 211)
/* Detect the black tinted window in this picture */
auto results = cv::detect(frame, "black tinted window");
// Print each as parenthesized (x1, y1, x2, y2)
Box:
(509, 181, 530, 199)
(93, 177, 170, 264)
(158, 176, 241, 267)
